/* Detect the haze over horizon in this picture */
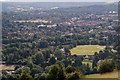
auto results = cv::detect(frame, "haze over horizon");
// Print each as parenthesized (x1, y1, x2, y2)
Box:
(0, 0, 119, 3)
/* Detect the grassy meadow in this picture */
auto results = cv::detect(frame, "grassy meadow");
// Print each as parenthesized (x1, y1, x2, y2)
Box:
(0, 64, 15, 71)
(84, 71, 119, 78)
(70, 45, 106, 55)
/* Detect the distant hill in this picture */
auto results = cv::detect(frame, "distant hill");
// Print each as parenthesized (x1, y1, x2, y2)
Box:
(54, 3, 118, 14)
(2, 2, 117, 12)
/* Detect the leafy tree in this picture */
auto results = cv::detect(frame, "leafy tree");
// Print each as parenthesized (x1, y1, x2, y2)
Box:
(116, 46, 120, 52)
(97, 60, 115, 73)
(63, 59, 71, 67)
(15, 66, 31, 75)
(2, 73, 19, 80)
(46, 63, 65, 80)
(85, 63, 91, 74)
(20, 72, 33, 80)
(92, 52, 99, 69)
(15, 65, 20, 70)
(35, 73, 46, 80)
(39, 41, 49, 48)
(54, 49, 65, 60)
(27, 57, 34, 69)
(64, 47, 70, 53)
(22, 66, 31, 74)
(49, 56, 56, 64)
(31, 68, 41, 77)
(74, 56, 82, 67)
(66, 71, 80, 80)
(99, 40, 106, 45)
(33, 51, 44, 65)
(66, 65, 76, 73)
(43, 50, 51, 61)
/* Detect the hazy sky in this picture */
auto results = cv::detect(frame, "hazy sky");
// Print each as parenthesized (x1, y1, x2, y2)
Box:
(0, 0, 119, 2)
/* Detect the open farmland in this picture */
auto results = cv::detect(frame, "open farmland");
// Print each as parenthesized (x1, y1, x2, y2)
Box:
(70, 45, 106, 55)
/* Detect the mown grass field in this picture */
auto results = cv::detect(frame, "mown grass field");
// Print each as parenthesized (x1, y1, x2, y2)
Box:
(70, 45, 105, 55)
(0, 64, 15, 70)
(85, 71, 119, 78)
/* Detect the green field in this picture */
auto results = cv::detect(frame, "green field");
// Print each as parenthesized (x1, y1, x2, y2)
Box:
(85, 71, 119, 78)
(0, 64, 15, 70)
(70, 45, 105, 55)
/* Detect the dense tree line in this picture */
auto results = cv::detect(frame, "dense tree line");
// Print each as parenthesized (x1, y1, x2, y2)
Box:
(2, 63, 82, 80)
